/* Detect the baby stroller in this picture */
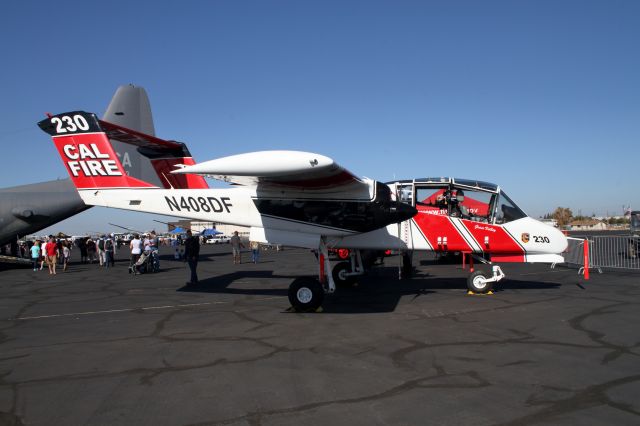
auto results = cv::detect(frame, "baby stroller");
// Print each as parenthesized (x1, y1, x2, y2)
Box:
(129, 251, 154, 274)
(149, 249, 160, 272)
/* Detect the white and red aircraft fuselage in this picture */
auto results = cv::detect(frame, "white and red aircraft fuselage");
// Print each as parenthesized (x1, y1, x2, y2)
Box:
(39, 111, 567, 311)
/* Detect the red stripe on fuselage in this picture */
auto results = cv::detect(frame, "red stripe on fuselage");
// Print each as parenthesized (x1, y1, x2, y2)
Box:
(460, 220, 525, 261)
(413, 205, 526, 261)
(413, 210, 472, 252)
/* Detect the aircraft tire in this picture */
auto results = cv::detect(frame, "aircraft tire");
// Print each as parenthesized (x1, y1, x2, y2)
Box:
(467, 270, 493, 294)
(288, 277, 324, 312)
(332, 262, 358, 288)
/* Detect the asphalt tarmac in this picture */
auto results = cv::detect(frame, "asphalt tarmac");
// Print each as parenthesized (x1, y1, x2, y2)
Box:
(1, 245, 639, 425)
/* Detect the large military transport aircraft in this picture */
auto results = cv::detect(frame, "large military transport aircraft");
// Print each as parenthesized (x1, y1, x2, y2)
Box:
(40, 107, 568, 312)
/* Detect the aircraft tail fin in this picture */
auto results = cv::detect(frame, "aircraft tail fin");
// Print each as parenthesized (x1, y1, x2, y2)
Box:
(38, 111, 208, 190)
(103, 84, 156, 135)
(100, 85, 209, 190)
(39, 112, 156, 190)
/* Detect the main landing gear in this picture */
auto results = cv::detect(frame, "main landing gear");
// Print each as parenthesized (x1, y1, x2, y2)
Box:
(288, 239, 367, 312)
(287, 277, 325, 312)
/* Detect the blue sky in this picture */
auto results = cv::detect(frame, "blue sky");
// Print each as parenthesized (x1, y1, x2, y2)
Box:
(1, 1, 638, 234)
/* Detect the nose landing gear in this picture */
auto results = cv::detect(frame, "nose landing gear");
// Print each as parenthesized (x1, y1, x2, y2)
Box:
(466, 265, 505, 294)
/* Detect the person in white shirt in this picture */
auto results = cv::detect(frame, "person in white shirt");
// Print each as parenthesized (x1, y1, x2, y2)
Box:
(129, 234, 143, 274)
(62, 242, 71, 272)
(40, 240, 48, 270)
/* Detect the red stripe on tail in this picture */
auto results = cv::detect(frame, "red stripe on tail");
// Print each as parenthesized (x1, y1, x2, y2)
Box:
(150, 157, 209, 189)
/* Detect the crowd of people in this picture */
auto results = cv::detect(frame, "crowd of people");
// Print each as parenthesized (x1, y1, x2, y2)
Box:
(13, 230, 267, 286)
(22, 234, 119, 274)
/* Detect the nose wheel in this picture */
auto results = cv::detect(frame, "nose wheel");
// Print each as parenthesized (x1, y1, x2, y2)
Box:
(466, 265, 505, 294)
(467, 270, 493, 293)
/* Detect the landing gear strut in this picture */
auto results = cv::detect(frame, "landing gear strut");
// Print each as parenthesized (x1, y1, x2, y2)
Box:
(288, 238, 336, 312)
(288, 241, 370, 312)
(331, 249, 365, 287)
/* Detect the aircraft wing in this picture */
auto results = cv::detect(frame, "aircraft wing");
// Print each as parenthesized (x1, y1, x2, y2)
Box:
(171, 151, 368, 191)
(99, 121, 362, 191)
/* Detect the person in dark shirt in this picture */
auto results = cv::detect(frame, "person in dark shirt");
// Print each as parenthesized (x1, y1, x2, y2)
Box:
(184, 230, 200, 286)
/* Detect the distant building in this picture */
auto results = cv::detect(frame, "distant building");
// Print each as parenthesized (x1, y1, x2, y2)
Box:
(569, 219, 607, 231)
(166, 220, 249, 237)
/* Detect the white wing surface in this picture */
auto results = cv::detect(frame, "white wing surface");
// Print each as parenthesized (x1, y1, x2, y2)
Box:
(172, 150, 366, 190)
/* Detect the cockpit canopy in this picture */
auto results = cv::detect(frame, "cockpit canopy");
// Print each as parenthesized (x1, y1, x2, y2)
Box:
(390, 177, 527, 224)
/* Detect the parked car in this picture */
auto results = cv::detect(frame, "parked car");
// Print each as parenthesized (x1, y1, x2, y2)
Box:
(206, 235, 231, 244)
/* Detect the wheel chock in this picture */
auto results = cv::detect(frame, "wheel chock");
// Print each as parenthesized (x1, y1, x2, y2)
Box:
(466, 290, 494, 296)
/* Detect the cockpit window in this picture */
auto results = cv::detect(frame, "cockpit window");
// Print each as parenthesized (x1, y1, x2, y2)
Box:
(397, 184, 414, 205)
(494, 192, 527, 224)
(415, 185, 496, 223)
(416, 186, 449, 215)
(456, 189, 495, 222)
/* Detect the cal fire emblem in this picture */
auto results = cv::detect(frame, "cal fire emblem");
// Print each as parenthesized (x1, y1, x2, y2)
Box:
(63, 143, 122, 177)
(521, 233, 530, 243)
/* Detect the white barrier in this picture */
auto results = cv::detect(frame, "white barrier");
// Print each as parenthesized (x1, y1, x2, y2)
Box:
(562, 237, 593, 277)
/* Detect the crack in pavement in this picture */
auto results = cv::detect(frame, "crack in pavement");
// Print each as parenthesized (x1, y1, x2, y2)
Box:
(496, 374, 640, 425)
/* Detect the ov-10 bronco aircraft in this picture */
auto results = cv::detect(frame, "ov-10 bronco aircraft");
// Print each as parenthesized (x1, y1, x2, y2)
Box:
(40, 110, 567, 311)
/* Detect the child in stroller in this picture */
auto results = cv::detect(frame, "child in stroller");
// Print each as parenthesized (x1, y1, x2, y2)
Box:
(129, 250, 160, 274)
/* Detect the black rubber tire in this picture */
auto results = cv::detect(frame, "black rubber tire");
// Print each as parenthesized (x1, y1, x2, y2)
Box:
(288, 277, 324, 312)
(332, 262, 358, 288)
(467, 270, 493, 294)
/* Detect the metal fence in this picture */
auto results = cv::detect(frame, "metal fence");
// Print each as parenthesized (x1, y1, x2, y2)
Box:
(562, 235, 640, 273)
(589, 235, 640, 271)
(562, 237, 590, 275)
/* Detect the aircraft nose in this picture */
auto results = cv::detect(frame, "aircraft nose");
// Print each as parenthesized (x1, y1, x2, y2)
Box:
(554, 227, 569, 253)
(389, 202, 418, 223)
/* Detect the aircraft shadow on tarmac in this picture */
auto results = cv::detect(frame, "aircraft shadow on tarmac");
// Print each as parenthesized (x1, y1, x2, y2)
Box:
(177, 270, 293, 297)
(176, 267, 561, 314)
